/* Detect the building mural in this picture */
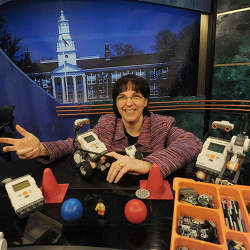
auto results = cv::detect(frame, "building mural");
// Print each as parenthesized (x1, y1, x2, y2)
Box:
(26, 10, 168, 104)
(1, 0, 200, 104)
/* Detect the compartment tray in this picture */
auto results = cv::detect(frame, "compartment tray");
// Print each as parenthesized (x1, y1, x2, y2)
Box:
(170, 178, 250, 250)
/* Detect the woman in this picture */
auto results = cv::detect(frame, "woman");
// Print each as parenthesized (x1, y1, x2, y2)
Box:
(0, 74, 203, 183)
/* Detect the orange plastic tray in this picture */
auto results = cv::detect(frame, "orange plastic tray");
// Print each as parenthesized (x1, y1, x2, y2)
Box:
(170, 178, 250, 250)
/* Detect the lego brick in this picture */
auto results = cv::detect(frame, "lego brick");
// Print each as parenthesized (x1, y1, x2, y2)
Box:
(170, 178, 250, 250)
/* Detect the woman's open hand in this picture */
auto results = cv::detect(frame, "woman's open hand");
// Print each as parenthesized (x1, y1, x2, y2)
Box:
(0, 124, 48, 159)
(106, 152, 152, 183)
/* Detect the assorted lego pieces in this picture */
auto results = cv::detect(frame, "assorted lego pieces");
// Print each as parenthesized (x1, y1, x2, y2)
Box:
(227, 240, 246, 250)
(179, 187, 215, 208)
(171, 178, 250, 250)
(177, 216, 219, 243)
(221, 199, 246, 232)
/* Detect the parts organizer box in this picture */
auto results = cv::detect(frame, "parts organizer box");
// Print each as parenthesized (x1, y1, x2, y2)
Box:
(170, 178, 250, 250)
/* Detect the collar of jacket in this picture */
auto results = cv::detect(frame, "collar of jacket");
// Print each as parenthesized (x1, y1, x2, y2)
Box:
(113, 116, 152, 150)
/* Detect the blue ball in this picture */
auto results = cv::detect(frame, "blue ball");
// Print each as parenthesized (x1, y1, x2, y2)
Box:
(61, 198, 83, 221)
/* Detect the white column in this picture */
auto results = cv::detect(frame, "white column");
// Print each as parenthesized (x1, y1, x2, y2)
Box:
(60, 76, 66, 103)
(51, 76, 56, 98)
(65, 76, 69, 103)
(106, 72, 109, 98)
(72, 75, 78, 103)
(82, 73, 87, 103)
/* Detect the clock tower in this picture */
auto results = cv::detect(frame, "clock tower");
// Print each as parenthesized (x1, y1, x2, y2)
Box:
(57, 10, 77, 66)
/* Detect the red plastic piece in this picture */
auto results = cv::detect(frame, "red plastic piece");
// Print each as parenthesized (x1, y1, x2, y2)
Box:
(140, 163, 173, 200)
(40, 168, 69, 203)
(124, 199, 147, 224)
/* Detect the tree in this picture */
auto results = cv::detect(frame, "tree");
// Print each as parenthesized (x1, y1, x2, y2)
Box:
(0, 31, 22, 61)
(152, 22, 200, 96)
(175, 21, 200, 96)
(152, 29, 177, 61)
(152, 29, 178, 95)
(111, 42, 143, 57)
(0, 15, 22, 64)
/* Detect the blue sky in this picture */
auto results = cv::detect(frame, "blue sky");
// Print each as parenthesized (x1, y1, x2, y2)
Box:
(0, 0, 200, 61)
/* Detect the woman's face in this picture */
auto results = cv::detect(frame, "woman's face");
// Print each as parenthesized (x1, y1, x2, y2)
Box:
(116, 82, 148, 126)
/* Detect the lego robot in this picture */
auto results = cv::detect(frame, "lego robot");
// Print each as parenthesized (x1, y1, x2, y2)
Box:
(72, 118, 111, 177)
(195, 120, 250, 184)
(72, 119, 144, 177)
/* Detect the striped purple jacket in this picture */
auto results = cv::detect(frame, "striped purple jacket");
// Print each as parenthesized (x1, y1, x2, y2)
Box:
(41, 112, 203, 178)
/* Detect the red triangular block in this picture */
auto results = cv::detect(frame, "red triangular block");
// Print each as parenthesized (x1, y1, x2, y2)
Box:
(41, 168, 69, 203)
(140, 163, 173, 200)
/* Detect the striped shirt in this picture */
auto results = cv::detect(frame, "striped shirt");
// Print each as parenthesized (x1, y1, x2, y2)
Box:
(41, 112, 203, 178)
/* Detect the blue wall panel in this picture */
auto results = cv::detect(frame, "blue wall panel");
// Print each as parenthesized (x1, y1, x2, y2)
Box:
(0, 49, 87, 142)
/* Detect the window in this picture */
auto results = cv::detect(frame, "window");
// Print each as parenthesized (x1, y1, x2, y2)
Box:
(111, 71, 121, 83)
(150, 82, 159, 96)
(57, 93, 62, 102)
(88, 86, 95, 99)
(87, 74, 96, 85)
(161, 67, 168, 80)
(78, 91, 83, 100)
(68, 92, 73, 102)
(149, 68, 160, 81)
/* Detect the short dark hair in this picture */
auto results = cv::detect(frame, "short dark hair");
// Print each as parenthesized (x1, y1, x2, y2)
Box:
(112, 74, 150, 117)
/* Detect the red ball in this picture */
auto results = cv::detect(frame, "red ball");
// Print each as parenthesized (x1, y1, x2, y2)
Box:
(124, 199, 147, 224)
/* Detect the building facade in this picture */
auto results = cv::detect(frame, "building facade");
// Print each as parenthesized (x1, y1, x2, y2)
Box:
(28, 10, 169, 104)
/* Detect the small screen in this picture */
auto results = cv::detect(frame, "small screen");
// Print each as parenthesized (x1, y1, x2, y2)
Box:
(12, 180, 31, 192)
(208, 142, 225, 153)
(84, 134, 95, 143)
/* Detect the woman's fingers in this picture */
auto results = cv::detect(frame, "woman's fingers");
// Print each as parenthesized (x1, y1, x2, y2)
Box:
(106, 157, 152, 183)
(106, 163, 121, 183)
(17, 147, 34, 155)
(105, 153, 124, 182)
(17, 147, 36, 159)
(127, 170, 140, 175)
(114, 166, 128, 183)
(0, 137, 16, 145)
(19, 148, 39, 159)
(106, 157, 131, 183)
(0, 125, 41, 159)
(2, 145, 17, 152)
(0, 125, 31, 149)
(16, 124, 30, 137)
(105, 151, 122, 160)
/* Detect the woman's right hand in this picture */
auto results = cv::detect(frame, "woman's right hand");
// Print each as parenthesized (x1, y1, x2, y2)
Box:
(0, 124, 48, 159)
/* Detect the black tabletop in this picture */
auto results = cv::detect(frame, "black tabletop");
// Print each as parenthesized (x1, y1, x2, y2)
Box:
(0, 156, 175, 249)
(1, 156, 250, 250)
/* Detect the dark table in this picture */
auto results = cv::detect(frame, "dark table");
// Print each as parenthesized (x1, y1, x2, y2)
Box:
(0, 156, 177, 250)
(1, 156, 250, 250)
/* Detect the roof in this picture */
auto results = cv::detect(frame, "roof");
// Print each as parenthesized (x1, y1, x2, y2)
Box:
(52, 62, 83, 73)
(28, 53, 167, 74)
